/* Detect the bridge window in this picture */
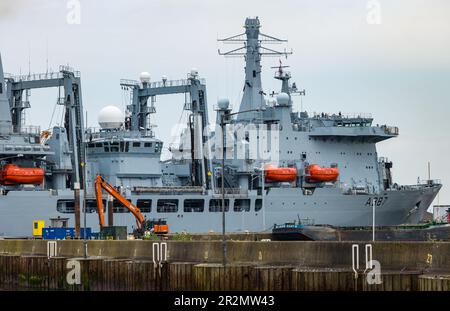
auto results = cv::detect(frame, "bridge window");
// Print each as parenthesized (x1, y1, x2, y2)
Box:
(184, 199, 205, 212)
(144, 142, 152, 148)
(255, 199, 263, 211)
(57, 199, 102, 214)
(83, 200, 99, 213)
(133, 142, 141, 148)
(234, 199, 251, 212)
(137, 199, 152, 213)
(113, 199, 131, 213)
(110, 142, 119, 152)
(157, 199, 178, 213)
(0, 83, 2, 94)
(56, 199, 75, 213)
(209, 199, 229, 212)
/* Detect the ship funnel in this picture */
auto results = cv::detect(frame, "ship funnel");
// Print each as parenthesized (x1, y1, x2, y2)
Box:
(0, 53, 12, 135)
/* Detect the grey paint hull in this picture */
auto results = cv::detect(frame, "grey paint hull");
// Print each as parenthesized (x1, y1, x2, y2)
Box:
(0, 184, 440, 237)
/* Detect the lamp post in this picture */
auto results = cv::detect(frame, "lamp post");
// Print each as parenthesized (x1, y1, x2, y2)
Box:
(82, 157, 88, 258)
(372, 197, 376, 242)
(219, 106, 263, 266)
(83, 113, 88, 258)
(261, 163, 265, 231)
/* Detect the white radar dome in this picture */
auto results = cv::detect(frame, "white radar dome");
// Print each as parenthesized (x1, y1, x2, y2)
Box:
(98, 106, 124, 129)
(217, 98, 230, 110)
(140, 72, 151, 83)
(266, 97, 277, 107)
(190, 68, 199, 78)
(276, 92, 290, 106)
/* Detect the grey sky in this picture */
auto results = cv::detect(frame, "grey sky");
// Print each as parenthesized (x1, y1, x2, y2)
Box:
(1, 0, 449, 207)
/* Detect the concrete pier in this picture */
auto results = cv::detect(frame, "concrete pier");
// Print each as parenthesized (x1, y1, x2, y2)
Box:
(0, 240, 449, 291)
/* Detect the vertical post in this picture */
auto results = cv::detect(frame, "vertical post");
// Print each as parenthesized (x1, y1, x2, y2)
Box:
(261, 163, 265, 231)
(64, 76, 81, 238)
(74, 184, 81, 238)
(82, 119, 88, 257)
(108, 194, 114, 226)
(221, 114, 227, 267)
(372, 198, 376, 242)
(82, 162, 87, 256)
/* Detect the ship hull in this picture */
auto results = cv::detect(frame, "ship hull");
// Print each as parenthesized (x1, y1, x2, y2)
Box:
(0, 184, 440, 237)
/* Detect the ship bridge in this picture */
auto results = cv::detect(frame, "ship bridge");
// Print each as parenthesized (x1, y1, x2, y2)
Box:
(308, 123, 399, 143)
(292, 112, 399, 142)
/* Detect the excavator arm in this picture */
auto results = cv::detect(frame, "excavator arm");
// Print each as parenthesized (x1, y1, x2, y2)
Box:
(94, 175, 145, 230)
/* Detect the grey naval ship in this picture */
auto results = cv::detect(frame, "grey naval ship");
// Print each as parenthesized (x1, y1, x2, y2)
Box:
(0, 17, 442, 237)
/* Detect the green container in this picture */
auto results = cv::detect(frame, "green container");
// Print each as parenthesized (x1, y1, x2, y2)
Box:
(100, 226, 127, 240)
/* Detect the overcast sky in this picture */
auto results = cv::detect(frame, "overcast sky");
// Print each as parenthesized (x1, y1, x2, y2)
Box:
(1, 0, 449, 209)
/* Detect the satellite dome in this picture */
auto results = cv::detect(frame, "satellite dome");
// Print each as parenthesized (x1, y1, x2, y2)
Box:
(139, 72, 151, 83)
(276, 92, 290, 106)
(98, 106, 124, 129)
(266, 97, 277, 107)
(217, 98, 230, 110)
(190, 68, 199, 78)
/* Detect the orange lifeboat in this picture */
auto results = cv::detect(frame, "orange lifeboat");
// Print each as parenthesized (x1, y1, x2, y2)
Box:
(0, 164, 44, 185)
(264, 164, 297, 182)
(305, 164, 339, 183)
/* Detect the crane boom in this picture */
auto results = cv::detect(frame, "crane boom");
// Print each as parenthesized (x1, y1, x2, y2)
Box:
(94, 175, 145, 230)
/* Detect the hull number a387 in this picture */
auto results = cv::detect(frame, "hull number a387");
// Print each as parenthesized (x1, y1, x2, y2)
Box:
(365, 197, 388, 207)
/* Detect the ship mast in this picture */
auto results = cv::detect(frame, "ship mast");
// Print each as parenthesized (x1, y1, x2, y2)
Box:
(218, 17, 292, 122)
(0, 54, 12, 134)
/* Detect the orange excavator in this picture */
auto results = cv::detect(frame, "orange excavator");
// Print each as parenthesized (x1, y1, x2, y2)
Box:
(94, 175, 168, 237)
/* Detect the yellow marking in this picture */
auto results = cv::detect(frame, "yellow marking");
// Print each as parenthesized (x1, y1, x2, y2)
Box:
(426, 254, 433, 265)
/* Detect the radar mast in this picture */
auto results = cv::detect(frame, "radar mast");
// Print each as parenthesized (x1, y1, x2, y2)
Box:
(218, 17, 292, 122)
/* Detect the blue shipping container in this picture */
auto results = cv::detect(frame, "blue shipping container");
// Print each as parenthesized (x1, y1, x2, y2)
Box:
(42, 227, 92, 240)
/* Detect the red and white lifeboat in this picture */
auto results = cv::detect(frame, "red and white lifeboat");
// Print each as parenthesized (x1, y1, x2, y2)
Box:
(305, 164, 339, 183)
(264, 164, 297, 182)
(0, 164, 44, 185)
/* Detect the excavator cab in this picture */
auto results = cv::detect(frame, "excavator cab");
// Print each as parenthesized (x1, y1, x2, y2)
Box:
(133, 218, 169, 239)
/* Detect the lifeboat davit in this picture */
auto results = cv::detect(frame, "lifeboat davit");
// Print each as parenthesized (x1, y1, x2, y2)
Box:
(305, 164, 339, 183)
(0, 164, 44, 185)
(264, 164, 297, 182)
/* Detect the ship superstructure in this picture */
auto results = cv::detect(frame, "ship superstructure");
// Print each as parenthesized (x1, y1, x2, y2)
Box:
(0, 17, 442, 237)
